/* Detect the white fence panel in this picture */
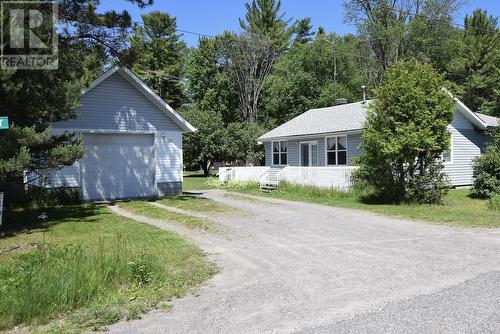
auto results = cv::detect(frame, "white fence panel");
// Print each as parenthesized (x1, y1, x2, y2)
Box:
(281, 167, 357, 190)
(219, 167, 269, 182)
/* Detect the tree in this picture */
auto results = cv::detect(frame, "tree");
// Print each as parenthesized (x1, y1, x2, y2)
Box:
(354, 59, 455, 204)
(263, 34, 366, 124)
(292, 18, 314, 45)
(0, 0, 151, 205)
(182, 108, 227, 176)
(239, 0, 292, 51)
(448, 9, 500, 117)
(344, 0, 462, 84)
(123, 11, 186, 109)
(471, 126, 500, 198)
(226, 32, 278, 124)
(185, 33, 241, 124)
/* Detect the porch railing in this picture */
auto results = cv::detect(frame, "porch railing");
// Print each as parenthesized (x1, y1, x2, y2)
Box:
(219, 166, 358, 191)
(219, 167, 270, 183)
(278, 166, 357, 190)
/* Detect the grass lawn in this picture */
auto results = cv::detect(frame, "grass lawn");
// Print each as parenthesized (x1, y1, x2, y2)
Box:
(214, 181, 500, 228)
(0, 205, 217, 333)
(117, 200, 220, 232)
(183, 171, 218, 191)
(156, 195, 234, 214)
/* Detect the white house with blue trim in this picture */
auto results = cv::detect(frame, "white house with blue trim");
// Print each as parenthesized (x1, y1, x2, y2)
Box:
(220, 94, 498, 190)
(45, 66, 196, 200)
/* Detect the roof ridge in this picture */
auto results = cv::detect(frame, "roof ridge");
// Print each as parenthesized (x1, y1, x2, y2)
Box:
(309, 100, 372, 112)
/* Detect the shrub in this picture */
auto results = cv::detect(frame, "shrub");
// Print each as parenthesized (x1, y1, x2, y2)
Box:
(354, 59, 454, 204)
(488, 195, 500, 211)
(471, 147, 500, 198)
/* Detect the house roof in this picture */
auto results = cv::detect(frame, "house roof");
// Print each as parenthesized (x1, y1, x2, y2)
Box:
(258, 96, 499, 142)
(476, 112, 500, 128)
(258, 101, 372, 141)
(84, 66, 196, 133)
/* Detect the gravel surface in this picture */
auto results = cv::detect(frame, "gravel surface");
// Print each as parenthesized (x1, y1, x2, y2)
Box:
(108, 190, 500, 334)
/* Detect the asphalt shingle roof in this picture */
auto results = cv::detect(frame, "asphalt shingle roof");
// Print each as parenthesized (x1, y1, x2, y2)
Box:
(258, 101, 372, 141)
(476, 112, 500, 128)
(258, 100, 499, 142)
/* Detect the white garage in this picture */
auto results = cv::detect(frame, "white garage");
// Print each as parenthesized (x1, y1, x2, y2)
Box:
(45, 66, 196, 200)
(80, 133, 155, 200)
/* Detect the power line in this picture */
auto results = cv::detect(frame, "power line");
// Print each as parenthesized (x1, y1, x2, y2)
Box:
(359, 0, 500, 35)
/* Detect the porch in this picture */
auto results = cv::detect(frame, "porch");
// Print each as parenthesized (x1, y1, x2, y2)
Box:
(218, 166, 358, 191)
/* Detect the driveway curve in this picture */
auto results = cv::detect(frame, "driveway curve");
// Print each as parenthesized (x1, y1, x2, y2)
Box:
(109, 190, 500, 334)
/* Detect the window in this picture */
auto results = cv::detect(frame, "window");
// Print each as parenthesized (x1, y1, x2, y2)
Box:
(326, 136, 347, 165)
(272, 141, 287, 165)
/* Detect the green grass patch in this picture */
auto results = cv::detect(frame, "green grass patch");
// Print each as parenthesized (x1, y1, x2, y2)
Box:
(183, 172, 218, 191)
(218, 181, 500, 228)
(0, 205, 217, 332)
(155, 195, 234, 214)
(117, 201, 219, 232)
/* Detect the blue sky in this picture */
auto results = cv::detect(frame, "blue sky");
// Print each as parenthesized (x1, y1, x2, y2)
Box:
(100, 0, 500, 47)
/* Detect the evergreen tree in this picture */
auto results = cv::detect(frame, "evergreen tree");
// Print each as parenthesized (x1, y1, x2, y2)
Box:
(239, 0, 292, 51)
(123, 11, 186, 109)
(449, 9, 500, 117)
(0, 0, 151, 205)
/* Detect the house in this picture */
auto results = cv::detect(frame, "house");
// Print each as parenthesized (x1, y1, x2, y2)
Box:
(44, 66, 196, 200)
(219, 95, 498, 189)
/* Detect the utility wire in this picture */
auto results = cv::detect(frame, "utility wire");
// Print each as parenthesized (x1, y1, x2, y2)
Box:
(359, 0, 500, 35)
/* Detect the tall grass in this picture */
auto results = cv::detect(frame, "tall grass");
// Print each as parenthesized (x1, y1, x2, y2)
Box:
(0, 234, 161, 329)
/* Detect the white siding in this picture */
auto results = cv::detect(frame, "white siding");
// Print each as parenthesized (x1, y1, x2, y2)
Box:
(47, 163, 79, 188)
(80, 133, 156, 200)
(52, 72, 180, 132)
(154, 131, 183, 183)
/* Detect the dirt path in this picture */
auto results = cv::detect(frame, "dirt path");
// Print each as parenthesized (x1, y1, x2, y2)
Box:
(108, 190, 500, 334)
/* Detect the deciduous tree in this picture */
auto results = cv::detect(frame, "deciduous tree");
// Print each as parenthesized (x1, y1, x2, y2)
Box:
(354, 59, 454, 203)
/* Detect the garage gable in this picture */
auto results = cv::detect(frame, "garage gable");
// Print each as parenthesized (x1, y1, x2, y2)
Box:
(52, 67, 195, 133)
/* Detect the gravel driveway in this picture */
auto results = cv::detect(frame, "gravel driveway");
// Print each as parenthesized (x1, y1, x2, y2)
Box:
(109, 190, 500, 334)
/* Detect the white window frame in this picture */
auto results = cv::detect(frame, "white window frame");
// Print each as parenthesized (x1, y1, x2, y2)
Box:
(442, 135, 453, 164)
(325, 135, 348, 166)
(271, 140, 288, 166)
(299, 141, 319, 167)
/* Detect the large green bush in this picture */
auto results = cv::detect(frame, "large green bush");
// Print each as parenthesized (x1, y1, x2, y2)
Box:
(354, 59, 455, 204)
(471, 130, 500, 198)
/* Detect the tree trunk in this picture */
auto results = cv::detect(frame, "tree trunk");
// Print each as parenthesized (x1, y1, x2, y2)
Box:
(201, 159, 211, 177)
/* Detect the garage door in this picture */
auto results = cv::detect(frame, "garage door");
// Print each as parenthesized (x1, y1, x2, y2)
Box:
(81, 133, 155, 200)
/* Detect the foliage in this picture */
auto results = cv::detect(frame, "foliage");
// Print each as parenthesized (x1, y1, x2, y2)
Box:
(471, 129, 500, 198)
(226, 32, 279, 124)
(263, 34, 366, 124)
(225, 122, 267, 163)
(448, 9, 500, 117)
(182, 107, 227, 176)
(0, 0, 153, 206)
(344, 0, 462, 84)
(185, 33, 240, 124)
(239, 0, 292, 51)
(0, 205, 216, 331)
(489, 195, 500, 211)
(123, 11, 186, 109)
(354, 59, 454, 204)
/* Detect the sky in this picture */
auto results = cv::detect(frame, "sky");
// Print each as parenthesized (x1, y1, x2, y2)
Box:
(99, 0, 500, 47)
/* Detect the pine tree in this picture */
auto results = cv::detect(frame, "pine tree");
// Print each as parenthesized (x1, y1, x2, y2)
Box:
(450, 9, 500, 116)
(0, 0, 152, 205)
(239, 0, 292, 51)
(123, 11, 186, 109)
